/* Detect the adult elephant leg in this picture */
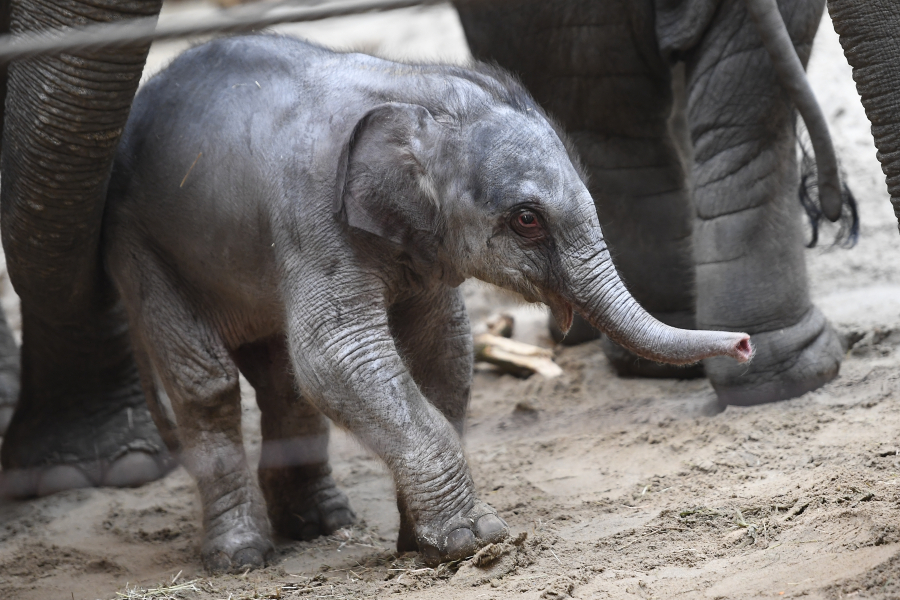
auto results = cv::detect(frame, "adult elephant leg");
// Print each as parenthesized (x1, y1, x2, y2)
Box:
(0, 0, 170, 497)
(455, 0, 700, 377)
(0, 0, 20, 438)
(0, 307, 19, 436)
(682, 0, 842, 405)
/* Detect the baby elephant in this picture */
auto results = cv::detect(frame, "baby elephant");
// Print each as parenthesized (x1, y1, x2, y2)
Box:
(104, 35, 752, 572)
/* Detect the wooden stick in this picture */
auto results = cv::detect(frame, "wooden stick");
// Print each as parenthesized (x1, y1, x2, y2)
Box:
(473, 333, 562, 378)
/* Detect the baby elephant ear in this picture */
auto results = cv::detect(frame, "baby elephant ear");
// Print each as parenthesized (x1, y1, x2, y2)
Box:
(334, 102, 444, 249)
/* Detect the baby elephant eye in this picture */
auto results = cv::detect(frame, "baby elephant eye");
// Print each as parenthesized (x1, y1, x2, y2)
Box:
(511, 209, 545, 239)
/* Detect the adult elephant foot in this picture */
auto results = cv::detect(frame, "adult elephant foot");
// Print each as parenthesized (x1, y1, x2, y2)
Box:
(412, 499, 509, 566)
(0, 309, 174, 498)
(259, 464, 356, 540)
(705, 307, 842, 406)
(1, 398, 173, 498)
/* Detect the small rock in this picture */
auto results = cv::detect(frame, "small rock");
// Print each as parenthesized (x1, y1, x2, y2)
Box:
(695, 460, 718, 474)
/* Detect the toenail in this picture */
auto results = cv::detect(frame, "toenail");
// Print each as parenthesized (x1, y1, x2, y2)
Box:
(232, 548, 265, 570)
(102, 452, 161, 488)
(445, 527, 478, 561)
(36, 465, 92, 496)
(203, 551, 232, 574)
(475, 514, 509, 543)
(419, 542, 442, 567)
(0, 468, 38, 499)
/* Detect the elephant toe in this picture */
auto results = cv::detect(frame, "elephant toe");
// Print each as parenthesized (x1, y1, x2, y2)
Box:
(36, 465, 93, 497)
(417, 499, 509, 566)
(103, 451, 169, 488)
(445, 527, 479, 562)
(475, 513, 508, 544)
(202, 535, 273, 574)
(231, 548, 266, 570)
(318, 487, 356, 533)
(0, 451, 173, 500)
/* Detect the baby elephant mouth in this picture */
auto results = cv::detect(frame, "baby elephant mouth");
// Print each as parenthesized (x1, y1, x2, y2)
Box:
(542, 291, 574, 335)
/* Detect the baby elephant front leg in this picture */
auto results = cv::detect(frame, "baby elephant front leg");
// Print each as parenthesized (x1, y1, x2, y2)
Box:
(388, 287, 508, 555)
(289, 286, 508, 565)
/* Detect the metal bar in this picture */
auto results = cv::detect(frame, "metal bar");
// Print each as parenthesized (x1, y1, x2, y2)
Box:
(0, 0, 446, 64)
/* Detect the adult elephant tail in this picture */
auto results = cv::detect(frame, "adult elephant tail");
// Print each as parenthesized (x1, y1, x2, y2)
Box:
(745, 0, 845, 223)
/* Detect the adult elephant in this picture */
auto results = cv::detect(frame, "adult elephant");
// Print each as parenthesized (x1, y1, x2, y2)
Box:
(453, 0, 849, 406)
(0, 0, 171, 497)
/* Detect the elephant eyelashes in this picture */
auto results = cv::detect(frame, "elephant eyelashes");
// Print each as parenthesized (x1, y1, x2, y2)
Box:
(510, 209, 545, 240)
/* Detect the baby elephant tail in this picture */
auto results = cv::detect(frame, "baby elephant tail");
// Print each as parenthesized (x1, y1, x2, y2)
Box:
(745, 0, 850, 225)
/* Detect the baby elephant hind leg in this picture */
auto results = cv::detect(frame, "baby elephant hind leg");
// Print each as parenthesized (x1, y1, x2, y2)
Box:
(388, 288, 507, 556)
(118, 265, 272, 573)
(232, 338, 355, 541)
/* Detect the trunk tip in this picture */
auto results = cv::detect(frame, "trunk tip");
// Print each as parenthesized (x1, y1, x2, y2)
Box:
(730, 335, 753, 363)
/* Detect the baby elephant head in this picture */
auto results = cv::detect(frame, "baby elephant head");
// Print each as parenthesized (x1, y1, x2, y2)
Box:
(335, 96, 751, 367)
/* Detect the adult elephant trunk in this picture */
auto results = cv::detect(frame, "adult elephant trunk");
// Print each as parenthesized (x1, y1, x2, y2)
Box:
(0, 0, 170, 497)
(558, 227, 752, 366)
(827, 0, 900, 231)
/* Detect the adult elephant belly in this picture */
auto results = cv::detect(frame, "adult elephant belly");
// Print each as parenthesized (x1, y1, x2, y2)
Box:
(454, 0, 843, 406)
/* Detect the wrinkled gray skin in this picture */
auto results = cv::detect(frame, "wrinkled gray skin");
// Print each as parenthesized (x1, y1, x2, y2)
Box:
(0, 0, 171, 499)
(454, 0, 845, 406)
(827, 1, 900, 230)
(104, 35, 751, 571)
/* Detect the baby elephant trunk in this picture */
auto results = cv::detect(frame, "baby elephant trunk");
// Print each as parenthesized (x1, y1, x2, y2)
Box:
(562, 237, 752, 366)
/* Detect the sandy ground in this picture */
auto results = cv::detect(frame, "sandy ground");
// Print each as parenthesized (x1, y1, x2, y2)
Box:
(3, 4, 900, 599)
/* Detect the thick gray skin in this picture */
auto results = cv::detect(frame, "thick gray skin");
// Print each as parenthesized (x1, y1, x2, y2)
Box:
(826, 1, 900, 229)
(455, 0, 843, 405)
(0, 0, 171, 499)
(0, 0, 18, 439)
(104, 36, 750, 572)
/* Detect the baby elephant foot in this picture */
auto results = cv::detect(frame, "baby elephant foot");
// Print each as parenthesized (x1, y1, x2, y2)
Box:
(202, 509, 273, 573)
(705, 306, 842, 406)
(416, 500, 509, 566)
(260, 465, 355, 541)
